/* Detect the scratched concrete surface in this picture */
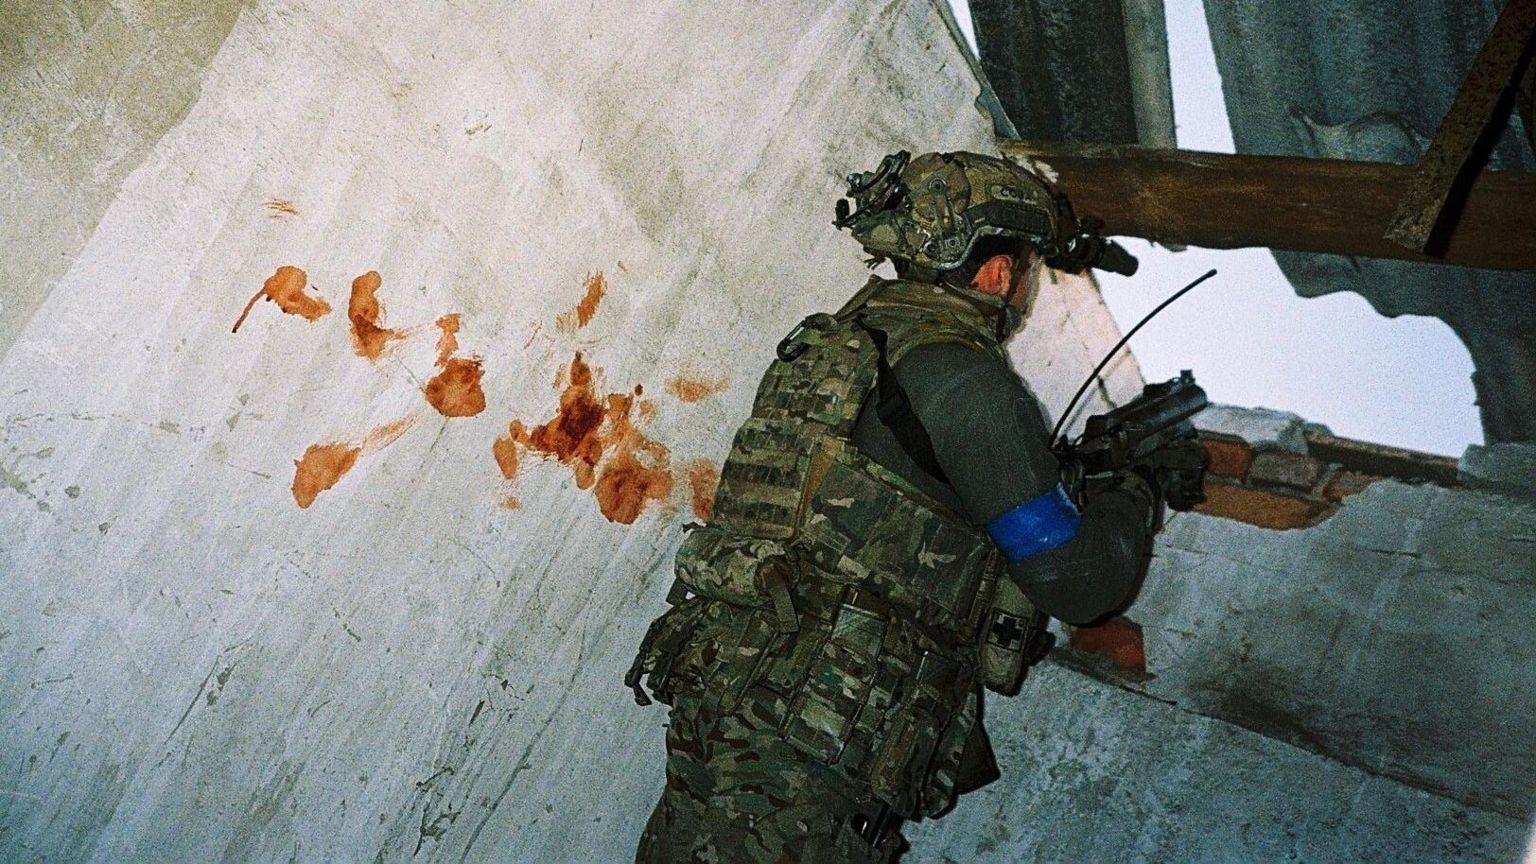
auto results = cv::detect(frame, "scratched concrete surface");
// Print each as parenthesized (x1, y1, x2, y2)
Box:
(0, 2, 1144, 861)
(1135, 477, 1536, 822)
(0, 0, 248, 365)
(908, 661, 1526, 864)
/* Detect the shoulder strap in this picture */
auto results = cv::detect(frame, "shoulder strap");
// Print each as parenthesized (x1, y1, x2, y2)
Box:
(854, 314, 950, 483)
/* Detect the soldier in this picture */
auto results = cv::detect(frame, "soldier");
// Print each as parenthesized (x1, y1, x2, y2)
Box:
(628, 151, 1168, 862)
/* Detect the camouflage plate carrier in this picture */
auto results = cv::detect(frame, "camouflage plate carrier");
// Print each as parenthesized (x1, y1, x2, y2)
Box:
(627, 277, 1052, 819)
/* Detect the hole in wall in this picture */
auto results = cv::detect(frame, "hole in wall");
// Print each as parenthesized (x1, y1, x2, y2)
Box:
(945, 0, 1481, 457)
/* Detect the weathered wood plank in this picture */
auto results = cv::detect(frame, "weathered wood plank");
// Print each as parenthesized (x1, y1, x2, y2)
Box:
(998, 139, 1536, 272)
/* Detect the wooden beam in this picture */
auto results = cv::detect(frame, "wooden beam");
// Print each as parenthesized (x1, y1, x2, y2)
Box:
(1384, 0, 1536, 252)
(997, 139, 1536, 272)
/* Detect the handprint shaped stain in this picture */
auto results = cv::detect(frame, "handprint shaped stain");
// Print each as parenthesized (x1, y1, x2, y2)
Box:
(424, 314, 487, 418)
(494, 353, 674, 525)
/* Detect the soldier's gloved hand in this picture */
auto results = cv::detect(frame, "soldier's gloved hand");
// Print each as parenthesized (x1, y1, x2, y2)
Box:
(1087, 464, 1155, 531)
(1147, 438, 1207, 511)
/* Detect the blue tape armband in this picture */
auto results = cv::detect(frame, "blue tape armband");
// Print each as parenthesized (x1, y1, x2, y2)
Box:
(986, 483, 1082, 564)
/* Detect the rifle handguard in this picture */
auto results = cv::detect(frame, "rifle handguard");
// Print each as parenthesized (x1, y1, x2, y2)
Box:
(1057, 371, 1209, 515)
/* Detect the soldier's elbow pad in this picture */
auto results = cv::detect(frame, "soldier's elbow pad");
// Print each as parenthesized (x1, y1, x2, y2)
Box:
(1032, 586, 1111, 625)
(986, 483, 1081, 564)
(1017, 566, 1119, 625)
(1007, 530, 1141, 624)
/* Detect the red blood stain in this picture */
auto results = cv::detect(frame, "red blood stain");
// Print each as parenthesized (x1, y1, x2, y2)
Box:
(423, 314, 486, 418)
(425, 358, 487, 418)
(291, 416, 415, 509)
(264, 197, 300, 218)
(594, 390, 674, 523)
(349, 270, 406, 361)
(682, 457, 720, 521)
(556, 272, 607, 333)
(291, 443, 361, 508)
(504, 353, 607, 486)
(233, 265, 332, 333)
(492, 430, 523, 481)
(595, 450, 673, 524)
(364, 416, 416, 450)
(495, 352, 675, 524)
(435, 314, 461, 367)
(665, 376, 730, 403)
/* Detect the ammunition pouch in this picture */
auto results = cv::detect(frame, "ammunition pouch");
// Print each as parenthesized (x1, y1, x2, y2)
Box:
(672, 524, 800, 634)
(625, 592, 709, 707)
(730, 596, 980, 819)
(626, 592, 783, 711)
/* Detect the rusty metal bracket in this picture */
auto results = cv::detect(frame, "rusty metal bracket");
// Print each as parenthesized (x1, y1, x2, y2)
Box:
(1383, 0, 1536, 254)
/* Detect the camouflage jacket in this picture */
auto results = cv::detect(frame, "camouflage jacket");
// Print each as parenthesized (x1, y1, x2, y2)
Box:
(628, 278, 1049, 818)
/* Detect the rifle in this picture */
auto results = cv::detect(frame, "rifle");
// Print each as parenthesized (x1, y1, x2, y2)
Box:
(1047, 269, 1219, 512)
(1056, 371, 1209, 512)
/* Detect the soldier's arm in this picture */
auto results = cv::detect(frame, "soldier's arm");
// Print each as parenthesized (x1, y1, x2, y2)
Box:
(889, 342, 1154, 624)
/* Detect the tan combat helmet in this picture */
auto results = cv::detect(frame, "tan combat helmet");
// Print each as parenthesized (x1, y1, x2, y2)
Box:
(834, 150, 1137, 276)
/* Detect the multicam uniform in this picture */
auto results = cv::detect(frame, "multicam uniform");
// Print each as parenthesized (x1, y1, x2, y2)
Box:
(629, 150, 1156, 862)
(628, 276, 1154, 863)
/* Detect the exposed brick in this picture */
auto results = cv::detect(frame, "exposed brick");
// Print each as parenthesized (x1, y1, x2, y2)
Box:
(1321, 469, 1381, 502)
(1195, 478, 1332, 530)
(1069, 616, 1147, 673)
(1248, 449, 1327, 490)
(1201, 436, 1254, 479)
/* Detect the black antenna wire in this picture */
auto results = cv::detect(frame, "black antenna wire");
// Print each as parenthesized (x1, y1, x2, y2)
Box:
(1049, 268, 1219, 446)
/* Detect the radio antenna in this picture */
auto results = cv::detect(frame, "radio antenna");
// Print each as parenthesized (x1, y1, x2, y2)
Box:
(1049, 268, 1218, 446)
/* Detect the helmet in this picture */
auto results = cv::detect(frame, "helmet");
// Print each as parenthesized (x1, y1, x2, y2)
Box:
(835, 150, 1062, 272)
(834, 150, 1137, 276)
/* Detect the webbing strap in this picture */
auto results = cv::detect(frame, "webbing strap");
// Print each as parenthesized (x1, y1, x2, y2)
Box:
(759, 559, 800, 634)
(854, 316, 949, 484)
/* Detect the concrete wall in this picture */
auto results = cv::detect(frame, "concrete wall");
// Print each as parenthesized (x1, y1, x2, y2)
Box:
(0, 2, 1142, 861)
(910, 663, 1522, 864)
(4, 3, 1528, 863)
(1141, 479, 1536, 819)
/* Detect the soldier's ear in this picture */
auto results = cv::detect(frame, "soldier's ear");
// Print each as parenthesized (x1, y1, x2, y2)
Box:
(970, 255, 1016, 297)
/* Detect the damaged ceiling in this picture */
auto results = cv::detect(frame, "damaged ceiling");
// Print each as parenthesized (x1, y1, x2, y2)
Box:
(970, 0, 1536, 444)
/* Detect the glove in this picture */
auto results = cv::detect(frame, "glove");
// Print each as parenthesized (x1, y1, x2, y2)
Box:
(1146, 438, 1207, 511)
(1083, 466, 1162, 535)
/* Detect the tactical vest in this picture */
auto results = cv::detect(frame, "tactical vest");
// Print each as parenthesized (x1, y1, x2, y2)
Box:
(627, 278, 1051, 818)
